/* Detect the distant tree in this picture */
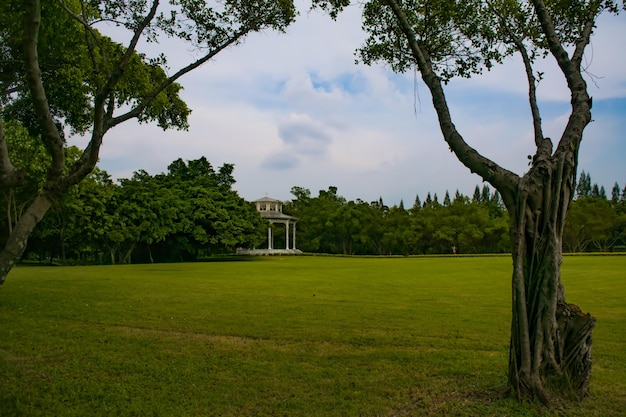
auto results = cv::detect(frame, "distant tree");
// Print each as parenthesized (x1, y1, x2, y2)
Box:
(591, 183, 600, 199)
(382, 203, 411, 254)
(370, 196, 389, 213)
(424, 192, 432, 207)
(454, 189, 463, 202)
(159, 158, 266, 258)
(113, 170, 178, 263)
(433, 199, 486, 253)
(290, 186, 312, 203)
(412, 194, 422, 211)
(29, 147, 91, 263)
(564, 198, 626, 252)
(491, 191, 502, 207)
(481, 184, 491, 203)
(576, 171, 592, 199)
(329, 201, 365, 254)
(562, 201, 590, 252)
(443, 190, 451, 206)
(472, 185, 481, 203)
(611, 182, 621, 204)
(290, 186, 347, 253)
(0, 0, 296, 286)
(408, 202, 437, 254)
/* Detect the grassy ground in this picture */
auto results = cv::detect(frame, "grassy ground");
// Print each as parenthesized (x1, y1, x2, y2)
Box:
(0, 256, 624, 416)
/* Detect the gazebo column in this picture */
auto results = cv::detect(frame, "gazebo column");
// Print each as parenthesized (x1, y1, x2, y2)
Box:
(285, 221, 290, 250)
(292, 222, 296, 250)
(267, 226, 272, 250)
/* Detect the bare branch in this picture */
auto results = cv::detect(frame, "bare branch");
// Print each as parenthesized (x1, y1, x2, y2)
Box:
(383, 0, 520, 206)
(488, 2, 544, 149)
(571, 2, 603, 69)
(530, 0, 600, 89)
(530, 0, 593, 158)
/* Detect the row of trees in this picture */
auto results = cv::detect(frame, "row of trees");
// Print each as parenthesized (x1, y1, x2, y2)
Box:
(284, 173, 626, 256)
(565, 171, 626, 252)
(5, 134, 621, 262)
(0, 147, 267, 264)
(285, 185, 509, 255)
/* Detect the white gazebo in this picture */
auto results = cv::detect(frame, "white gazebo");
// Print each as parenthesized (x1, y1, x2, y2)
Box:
(237, 197, 301, 255)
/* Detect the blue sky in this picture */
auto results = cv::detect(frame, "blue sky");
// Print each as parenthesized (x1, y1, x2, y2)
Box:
(72, 4, 626, 206)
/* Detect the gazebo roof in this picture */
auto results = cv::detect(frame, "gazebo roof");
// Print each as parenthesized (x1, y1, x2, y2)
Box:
(253, 196, 282, 203)
(252, 196, 296, 221)
(258, 211, 296, 220)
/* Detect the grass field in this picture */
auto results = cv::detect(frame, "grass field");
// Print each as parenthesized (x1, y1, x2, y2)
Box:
(0, 256, 624, 416)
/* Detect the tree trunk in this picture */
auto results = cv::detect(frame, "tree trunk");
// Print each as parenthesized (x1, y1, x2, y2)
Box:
(60, 232, 67, 265)
(120, 243, 134, 264)
(380, 0, 599, 405)
(507, 157, 595, 405)
(109, 246, 117, 265)
(0, 194, 54, 286)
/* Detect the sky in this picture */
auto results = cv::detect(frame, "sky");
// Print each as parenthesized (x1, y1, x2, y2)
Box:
(69, 3, 626, 206)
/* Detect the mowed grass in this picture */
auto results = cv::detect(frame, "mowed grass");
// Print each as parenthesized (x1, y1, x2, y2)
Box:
(0, 256, 624, 416)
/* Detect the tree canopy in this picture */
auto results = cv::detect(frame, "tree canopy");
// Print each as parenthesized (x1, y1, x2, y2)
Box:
(0, 0, 296, 285)
(22, 157, 267, 264)
(16, 169, 623, 264)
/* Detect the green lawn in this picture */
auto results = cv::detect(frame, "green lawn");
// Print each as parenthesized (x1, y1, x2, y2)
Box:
(0, 256, 624, 416)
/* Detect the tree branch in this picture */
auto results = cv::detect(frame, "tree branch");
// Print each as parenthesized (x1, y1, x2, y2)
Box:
(23, 0, 65, 187)
(489, 2, 544, 150)
(530, 0, 575, 84)
(530, 0, 593, 159)
(571, 1, 603, 70)
(99, 0, 160, 104)
(56, 0, 99, 41)
(64, 0, 161, 186)
(105, 28, 248, 130)
(384, 0, 519, 206)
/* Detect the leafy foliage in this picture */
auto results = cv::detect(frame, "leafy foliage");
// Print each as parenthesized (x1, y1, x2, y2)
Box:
(285, 185, 510, 255)
(0, 0, 297, 284)
(24, 157, 266, 264)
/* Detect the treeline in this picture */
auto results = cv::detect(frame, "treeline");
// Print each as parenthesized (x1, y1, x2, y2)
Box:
(1, 152, 267, 264)
(284, 185, 510, 255)
(284, 171, 626, 256)
(2, 125, 623, 263)
(564, 171, 626, 252)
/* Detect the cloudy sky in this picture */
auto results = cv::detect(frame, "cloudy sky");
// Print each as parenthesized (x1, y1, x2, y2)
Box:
(71, 3, 626, 206)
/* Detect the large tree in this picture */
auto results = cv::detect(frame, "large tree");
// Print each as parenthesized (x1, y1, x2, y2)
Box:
(315, 0, 621, 405)
(0, 0, 296, 285)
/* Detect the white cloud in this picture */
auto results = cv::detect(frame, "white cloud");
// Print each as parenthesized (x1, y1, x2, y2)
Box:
(70, 3, 626, 206)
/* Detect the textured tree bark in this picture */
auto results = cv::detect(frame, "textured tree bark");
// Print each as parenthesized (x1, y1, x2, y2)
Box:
(0, 194, 54, 286)
(0, 0, 101, 288)
(0, 0, 58, 286)
(382, 0, 598, 404)
(507, 153, 595, 404)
